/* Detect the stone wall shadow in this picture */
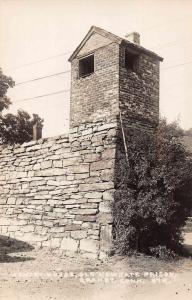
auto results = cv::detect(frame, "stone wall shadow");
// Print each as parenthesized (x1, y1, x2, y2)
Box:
(0, 235, 34, 263)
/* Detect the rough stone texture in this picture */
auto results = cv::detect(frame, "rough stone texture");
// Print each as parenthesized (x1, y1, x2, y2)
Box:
(70, 39, 119, 128)
(119, 45, 160, 131)
(0, 27, 163, 258)
(0, 120, 117, 258)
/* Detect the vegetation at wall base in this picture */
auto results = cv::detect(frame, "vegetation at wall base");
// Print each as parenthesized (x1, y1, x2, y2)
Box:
(113, 119, 192, 260)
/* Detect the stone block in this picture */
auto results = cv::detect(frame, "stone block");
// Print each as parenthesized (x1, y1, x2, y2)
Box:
(88, 229, 99, 237)
(75, 173, 89, 179)
(71, 230, 87, 239)
(97, 123, 117, 131)
(50, 238, 62, 249)
(64, 224, 81, 231)
(22, 233, 46, 242)
(0, 198, 8, 205)
(41, 161, 52, 169)
(60, 237, 79, 252)
(62, 157, 81, 167)
(100, 224, 113, 254)
(67, 164, 89, 174)
(63, 199, 78, 205)
(82, 252, 98, 259)
(21, 225, 35, 232)
(7, 197, 16, 205)
(47, 180, 60, 186)
(84, 192, 103, 199)
(16, 172, 27, 178)
(8, 225, 19, 232)
(90, 160, 114, 171)
(80, 203, 98, 209)
(103, 190, 114, 201)
(102, 148, 116, 160)
(84, 153, 100, 162)
(100, 169, 114, 181)
(53, 160, 63, 168)
(95, 146, 104, 153)
(99, 201, 111, 213)
(33, 163, 41, 171)
(73, 209, 98, 215)
(99, 212, 113, 224)
(87, 198, 102, 203)
(75, 215, 97, 222)
(82, 128, 93, 136)
(80, 239, 99, 254)
(79, 182, 114, 192)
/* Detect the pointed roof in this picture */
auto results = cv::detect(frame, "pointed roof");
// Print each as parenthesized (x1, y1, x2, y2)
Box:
(68, 26, 163, 62)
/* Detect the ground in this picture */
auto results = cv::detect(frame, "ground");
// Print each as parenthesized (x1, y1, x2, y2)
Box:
(0, 235, 192, 300)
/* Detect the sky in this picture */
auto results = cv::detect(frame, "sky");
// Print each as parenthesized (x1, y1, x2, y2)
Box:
(0, 0, 192, 137)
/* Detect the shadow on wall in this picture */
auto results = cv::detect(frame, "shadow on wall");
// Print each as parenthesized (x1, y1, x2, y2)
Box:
(0, 235, 34, 263)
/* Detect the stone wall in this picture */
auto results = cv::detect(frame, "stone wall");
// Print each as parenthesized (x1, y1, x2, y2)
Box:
(0, 120, 117, 259)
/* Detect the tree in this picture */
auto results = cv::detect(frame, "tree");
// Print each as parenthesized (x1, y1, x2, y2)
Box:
(184, 128, 192, 137)
(113, 119, 192, 258)
(0, 68, 43, 144)
(0, 68, 14, 112)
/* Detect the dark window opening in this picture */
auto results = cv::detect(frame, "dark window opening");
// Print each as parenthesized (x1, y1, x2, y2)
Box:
(79, 54, 94, 78)
(125, 50, 139, 72)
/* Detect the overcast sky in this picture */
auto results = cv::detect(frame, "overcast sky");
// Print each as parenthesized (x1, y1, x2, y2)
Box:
(0, 0, 192, 137)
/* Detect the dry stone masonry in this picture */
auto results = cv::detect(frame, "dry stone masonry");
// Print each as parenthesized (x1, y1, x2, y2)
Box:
(0, 120, 117, 259)
(0, 26, 163, 258)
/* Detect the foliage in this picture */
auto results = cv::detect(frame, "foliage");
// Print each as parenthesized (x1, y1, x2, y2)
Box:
(113, 119, 192, 257)
(0, 68, 43, 145)
(148, 245, 179, 260)
(184, 128, 192, 137)
(0, 68, 14, 112)
(0, 111, 43, 145)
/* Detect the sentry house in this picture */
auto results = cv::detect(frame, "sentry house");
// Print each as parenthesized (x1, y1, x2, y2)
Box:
(0, 26, 163, 259)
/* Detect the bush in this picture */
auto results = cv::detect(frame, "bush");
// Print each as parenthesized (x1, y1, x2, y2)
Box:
(113, 119, 192, 257)
(148, 246, 179, 260)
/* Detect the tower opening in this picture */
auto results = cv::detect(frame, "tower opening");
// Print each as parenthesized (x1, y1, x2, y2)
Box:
(79, 54, 94, 78)
(125, 49, 139, 72)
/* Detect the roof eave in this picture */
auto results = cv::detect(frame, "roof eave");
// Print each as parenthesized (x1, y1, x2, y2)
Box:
(68, 26, 163, 62)
(68, 26, 122, 62)
(121, 40, 163, 62)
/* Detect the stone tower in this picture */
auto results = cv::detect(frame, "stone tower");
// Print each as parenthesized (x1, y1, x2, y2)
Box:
(68, 26, 163, 258)
(69, 26, 163, 131)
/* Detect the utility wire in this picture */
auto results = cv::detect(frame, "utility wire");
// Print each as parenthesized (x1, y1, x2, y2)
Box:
(4, 38, 192, 74)
(153, 39, 192, 50)
(161, 60, 192, 71)
(15, 70, 70, 86)
(14, 89, 70, 103)
(11, 54, 192, 103)
(14, 59, 192, 87)
(13, 59, 192, 103)
(5, 50, 72, 71)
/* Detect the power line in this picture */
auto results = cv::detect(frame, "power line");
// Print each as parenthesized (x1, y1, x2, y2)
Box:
(12, 60, 192, 105)
(11, 57, 192, 103)
(152, 39, 192, 51)
(4, 39, 192, 76)
(14, 59, 192, 87)
(161, 60, 192, 71)
(5, 50, 72, 71)
(14, 89, 70, 103)
(15, 70, 70, 86)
